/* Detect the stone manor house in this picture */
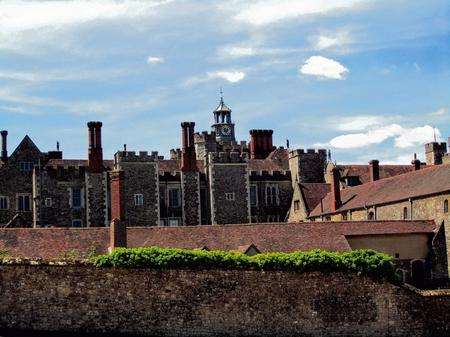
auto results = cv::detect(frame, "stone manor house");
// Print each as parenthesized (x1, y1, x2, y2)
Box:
(0, 97, 447, 230)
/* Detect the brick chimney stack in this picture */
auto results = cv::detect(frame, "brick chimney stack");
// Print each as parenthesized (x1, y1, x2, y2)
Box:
(180, 122, 197, 172)
(331, 167, 341, 212)
(249, 129, 274, 159)
(1, 130, 7, 163)
(412, 154, 421, 171)
(369, 160, 380, 182)
(87, 121, 103, 173)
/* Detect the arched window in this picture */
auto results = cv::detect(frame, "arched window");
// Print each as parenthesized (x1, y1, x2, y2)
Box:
(403, 207, 408, 220)
(444, 200, 448, 214)
(368, 211, 374, 220)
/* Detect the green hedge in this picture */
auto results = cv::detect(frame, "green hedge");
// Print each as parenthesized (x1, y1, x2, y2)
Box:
(91, 247, 397, 281)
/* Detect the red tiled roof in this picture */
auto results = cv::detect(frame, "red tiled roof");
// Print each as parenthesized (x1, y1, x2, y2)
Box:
(0, 220, 435, 259)
(46, 159, 114, 169)
(338, 164, 417, 184)
(248, 148, 289, 171)
(299, 183, 331, 213)
(311, 164, 450, 216)
(157, 159, 205, 173)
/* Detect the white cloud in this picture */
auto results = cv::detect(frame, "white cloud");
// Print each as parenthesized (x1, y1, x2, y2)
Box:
(336, 115, 383, 131)
(329, 124, 440, 149)
(231, 0, 366, 26)
(313, 30, 351, 51)
(210, 71, 246, 83)
(0, 0, 171, 34)
(429, 107, 447, 116)
(184, 70, 246, 86)
(226, 46, 256, 57)
(0, 68, 136, 82)
(299, 56, 349, 80)
(147, 56, 164, 64)
(394, 125, 440, 148)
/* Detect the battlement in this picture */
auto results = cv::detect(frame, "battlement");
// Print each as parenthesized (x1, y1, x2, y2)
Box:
(289, 149, 327, 158)
(194, 131, 217, 143)
(37, 164, 86, 179)
(209, 151, 249, 164)
(170, 148, 182, 160)
(114, 151, 161, 163)
(425, 142, 447, 153)
(249, 129, 273, 136)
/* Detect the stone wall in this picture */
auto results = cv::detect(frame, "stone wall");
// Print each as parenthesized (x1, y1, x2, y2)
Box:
(289, 149, 327, 184)
(0, 266, 449, 337)
(85, 172, 108, 227)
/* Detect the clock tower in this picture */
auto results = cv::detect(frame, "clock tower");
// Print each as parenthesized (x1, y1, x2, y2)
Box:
(212, 95, 236, 144)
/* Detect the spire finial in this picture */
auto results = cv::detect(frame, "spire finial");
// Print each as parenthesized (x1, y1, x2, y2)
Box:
(219, 87, 223, 103)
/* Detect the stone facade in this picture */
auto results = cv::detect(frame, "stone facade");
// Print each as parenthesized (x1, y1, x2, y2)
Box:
(181, 171, 201, 226)
(0, 266, 450, 336)
(208, 152, 250, 225)
(110, 151, 160, 227)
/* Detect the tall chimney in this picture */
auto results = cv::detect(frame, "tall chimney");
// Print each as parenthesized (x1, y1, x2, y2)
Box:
(180, 122, 197, 172)
(1, 130, 7, 163)
(369, 160, 379, 182)
(412, 153, 421, 171)
(249, 129, 274, 159)
(87, 121, 103, 173)
(331, 167, 341, 212)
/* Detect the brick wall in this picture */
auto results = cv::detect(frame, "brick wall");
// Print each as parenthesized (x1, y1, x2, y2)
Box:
(0, 266, 449, 336)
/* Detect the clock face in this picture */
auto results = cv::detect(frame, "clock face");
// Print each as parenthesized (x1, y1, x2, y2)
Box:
(221, 125, 232, 136)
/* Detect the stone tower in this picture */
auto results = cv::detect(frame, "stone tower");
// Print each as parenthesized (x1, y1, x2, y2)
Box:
(289, 149, 327, 183)
(208, 152, 250, 225)
(425, 142, 447, 165)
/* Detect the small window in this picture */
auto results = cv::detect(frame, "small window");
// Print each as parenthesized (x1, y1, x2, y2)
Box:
(169, 218, 180, 227)
(17, 194, 31, 211)
(45, 198, 52, 207)
(0, 196, 9, 210)
(168, 188, 180, 207)
(293, 200, 300, 211)
(19, 162, 34, 172)
(225, 192, 235, 201)
(72, 187, 82, 208)
(342, 212, 348, 221)
(444, 200, 448, 214)
(72, 219, 82, 227)
(403, 207, 408, 220)
(250, 185, 258, 206)
(368, 211, 375, 220)
(134, 194, 144, 206)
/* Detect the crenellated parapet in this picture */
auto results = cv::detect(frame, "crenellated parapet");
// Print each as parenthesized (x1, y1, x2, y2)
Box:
(209, 151, 249, 164)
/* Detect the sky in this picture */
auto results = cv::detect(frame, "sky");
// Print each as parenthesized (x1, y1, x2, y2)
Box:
(0, 0, 449, 164)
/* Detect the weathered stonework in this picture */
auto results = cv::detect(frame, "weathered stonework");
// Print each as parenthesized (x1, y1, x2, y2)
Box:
(208, 152, 250, 225)
(289, 149, 327, 183)
(0, 266, 449, 337)
(181, 171, 201, 226)
(85, 172, 108, 227)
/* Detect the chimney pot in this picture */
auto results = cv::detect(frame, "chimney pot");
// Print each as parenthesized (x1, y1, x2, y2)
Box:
(1, 130, 8, 163)
(369, 160, 380, 182)
(331, 167, 341, 212)
(87, 121, 104, 173)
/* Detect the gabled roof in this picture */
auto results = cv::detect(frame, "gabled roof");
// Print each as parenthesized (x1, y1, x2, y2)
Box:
(337, 164, 416, 185)
(299, 183, 330, 213)
(10, 135, 41, 158)
(311, 164, 450, 216)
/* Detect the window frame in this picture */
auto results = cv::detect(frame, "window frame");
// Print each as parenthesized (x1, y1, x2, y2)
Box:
(19, 162, 34, 172)
(444, 200, 449, 214)
(225, 192, 235, 201)
(0, 196, 9, 210)
(72, 219, 83, 227)
(134, 194, 144, 206)
(265, 184, 280, 206)
(71, 187, 82, 209)
(17, 194, 31, 212)
(168, 187, 181, 208)
(250, 185, 258, 206)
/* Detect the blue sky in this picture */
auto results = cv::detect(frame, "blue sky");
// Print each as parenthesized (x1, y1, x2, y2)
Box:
(0, 0, 449, 164)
